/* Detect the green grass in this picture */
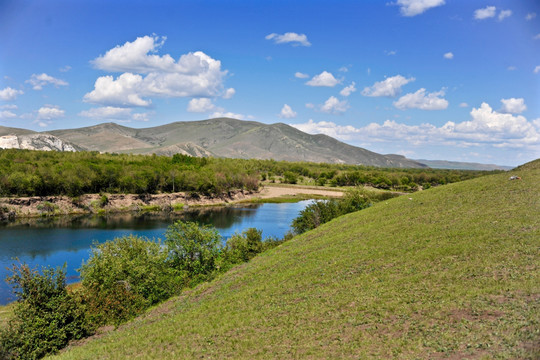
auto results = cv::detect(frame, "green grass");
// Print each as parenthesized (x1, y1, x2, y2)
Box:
(138, 205, 162, 212)
(50, 160, 539, 359)
(0, 303, 14, 328)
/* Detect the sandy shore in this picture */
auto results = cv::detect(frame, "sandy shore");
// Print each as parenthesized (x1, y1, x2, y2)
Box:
(0, 184, 343, 220)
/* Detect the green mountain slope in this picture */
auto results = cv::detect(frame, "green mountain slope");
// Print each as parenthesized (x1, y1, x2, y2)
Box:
(51, 160, 540, 359)
(45, 118, 426, 168)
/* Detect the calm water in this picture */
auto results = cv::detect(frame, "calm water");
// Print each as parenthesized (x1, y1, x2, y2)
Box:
(0, 201, 310, 305)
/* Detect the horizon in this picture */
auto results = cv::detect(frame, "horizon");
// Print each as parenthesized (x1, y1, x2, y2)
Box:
(1, 0, 539, 166)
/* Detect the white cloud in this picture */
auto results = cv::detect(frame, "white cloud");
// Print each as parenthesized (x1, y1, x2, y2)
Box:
(295, 72, 309, 79)
(0, 110, 17, 119)
(84, 73, 150, 107)
(385, 50, 397, 56)
(223, 88, 235, 99)
(265, 32, 311, 47)
(498, 9, 512, 21)
(320, 96, 349, 114)
(0, 87, 24, 101)
(338, 66, 349, 73)
(459, 102, 469, 108)
(79, 106, 149, 122)
(37, 105, 65, 120)
(279, 104, 297, 119)
(305, 103, 315, 109)
(474, 6, 496, 20)
(500, 98, 526, 114)
(209, 111, 253, 120)
(306, 71, 340, 87)
(535, 66, 540, 74)
(394, 88, 448, 110)
(85, 35, 228, 107)
(187, 98, 215, 113)
(291, 102, 540, 151)
(507, 66, 517, 71)
(395, 0, 445, 17)
(340, 82, 357, 97)
(534, 34, 540, 40)
(59, 65, 71, 72)
(26, 73, 68, 90)
(362, 75, 415, 97)
(526, 12, 537, 20)
(443, 52, 454, 59)
(0, 104, 17, 110)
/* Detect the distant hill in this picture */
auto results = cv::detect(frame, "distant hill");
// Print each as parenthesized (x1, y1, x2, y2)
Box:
(51, 159, 540, 359)
(415, 159, 513, 171)
(42, 118, 427, 168)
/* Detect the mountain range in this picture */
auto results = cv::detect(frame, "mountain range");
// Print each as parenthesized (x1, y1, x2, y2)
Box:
(0, 118, 511, 170)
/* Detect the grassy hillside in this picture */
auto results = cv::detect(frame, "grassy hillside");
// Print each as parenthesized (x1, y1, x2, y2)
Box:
(51, 160, 539, 359)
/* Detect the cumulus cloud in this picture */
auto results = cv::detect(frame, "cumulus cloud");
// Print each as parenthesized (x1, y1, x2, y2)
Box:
(526, 12, 536, 20)
(85, 35, 228, 107)
(459, 102, 469, 108)
(306, 71, 340, 87)
(37, 105, 65, 120)
(265, 32, 311, 46)
(291, 102, 540, 151)
(26, 73, 68, 90)
(187, 98, 215, 113)
(500, 98, 526, 114)
(362, 75, 415, 97)
(474, 6, 496, 20)
(223, 88, 235, 99)
(279, 104, 297, 119)
(0, 104, 17, 110)
(320, 96, 349, 114)
(443, 52, 454, 59)
(340, 82, 357, 97)
(295, 72, 309, 79)
(395, 0, 445, 17)
(59, 65, 72, 72)
(394, 88, 448, 110)
(79, 106, 150, 121)
(84, 73, 151, 107)
(498, 9, 512, 21)
(535, 66, 540, 74)
(385, 50, 397, 56)
(209, 111, 253, 120)
(0, 110, 17, 119)
(0, 87, 24, 101)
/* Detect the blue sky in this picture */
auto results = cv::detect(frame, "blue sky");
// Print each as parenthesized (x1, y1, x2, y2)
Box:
(0, 0, 539, 166)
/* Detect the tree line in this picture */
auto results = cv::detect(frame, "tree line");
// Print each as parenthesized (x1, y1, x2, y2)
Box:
(0, 149, 495, 197)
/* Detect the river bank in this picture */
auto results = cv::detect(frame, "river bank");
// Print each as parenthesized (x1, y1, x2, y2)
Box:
(0, 184, 344, 220)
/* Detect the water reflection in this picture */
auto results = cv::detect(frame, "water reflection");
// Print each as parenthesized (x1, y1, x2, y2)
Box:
(0, 201, 310, 305)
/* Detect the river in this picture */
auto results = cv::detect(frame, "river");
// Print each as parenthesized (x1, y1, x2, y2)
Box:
(0, 201, 310, 305)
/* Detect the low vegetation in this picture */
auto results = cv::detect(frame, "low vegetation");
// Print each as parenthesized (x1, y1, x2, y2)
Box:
(45, 159, 538, 359)
(0, 149, 492, 198)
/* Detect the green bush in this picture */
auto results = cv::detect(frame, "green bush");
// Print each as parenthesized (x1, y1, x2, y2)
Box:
(223, 228, 263, 264)
(165, 221, 222, 281)
(292, 189, 372, 234)
(0, 263, 90, 360)
(79, 235, 177, 325)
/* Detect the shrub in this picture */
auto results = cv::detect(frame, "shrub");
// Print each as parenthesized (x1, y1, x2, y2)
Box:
(0, 263, 90, 360)
(223, 228, 263, 264)
(282, 171, 298, 184)
(165, 221, 222, 281)
(79, 235, 177, 325)
(36, 201, 58, 216)
(292, 189, 372, 235)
